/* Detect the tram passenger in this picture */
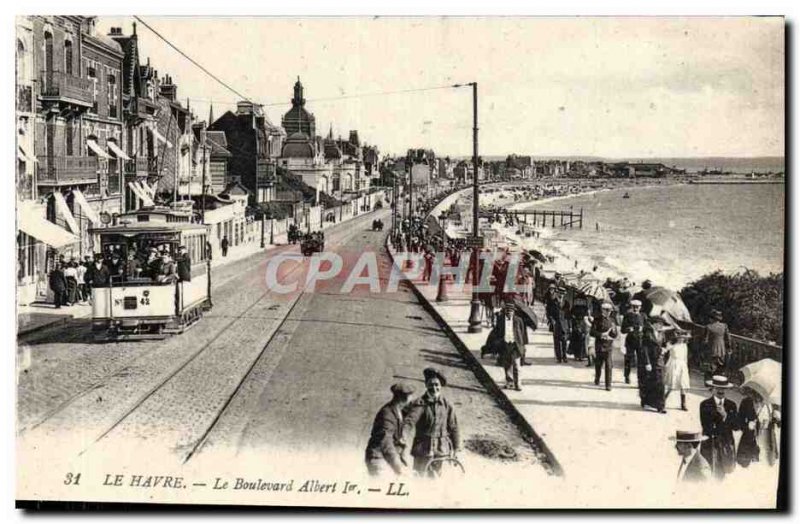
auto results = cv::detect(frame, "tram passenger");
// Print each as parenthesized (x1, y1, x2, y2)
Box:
(85, 254, 111, 288)
(177, 245, 191, 282)
(125, 251, 141, 281)
(146, 249, 162, 280)
(107, 252, 125, 282)
(156, 252, 178, 284)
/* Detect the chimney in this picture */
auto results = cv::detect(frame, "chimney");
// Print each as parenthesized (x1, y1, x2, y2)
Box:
(159, 74, 177, 101)
(236, 101, 254, 115)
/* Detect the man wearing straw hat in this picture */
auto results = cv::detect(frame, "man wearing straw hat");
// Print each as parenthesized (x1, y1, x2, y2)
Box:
(699, 375, 739, 480)
(590, 301, 618, 391)
(670, 430, 712, 483)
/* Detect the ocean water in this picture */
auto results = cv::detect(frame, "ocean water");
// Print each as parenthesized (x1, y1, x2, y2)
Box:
(516, 184, 785, 290)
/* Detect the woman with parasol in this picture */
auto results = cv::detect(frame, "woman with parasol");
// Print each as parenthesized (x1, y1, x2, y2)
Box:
(736, 359, 782, 468)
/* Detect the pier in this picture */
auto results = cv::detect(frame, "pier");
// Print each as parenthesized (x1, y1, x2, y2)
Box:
(480, 208, 584, 229)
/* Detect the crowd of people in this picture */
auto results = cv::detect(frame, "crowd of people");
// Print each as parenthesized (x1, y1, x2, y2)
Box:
(47, 244, 194, 307)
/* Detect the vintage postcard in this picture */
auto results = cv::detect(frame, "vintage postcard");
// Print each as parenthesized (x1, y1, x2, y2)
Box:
(15, 16, 785, 509)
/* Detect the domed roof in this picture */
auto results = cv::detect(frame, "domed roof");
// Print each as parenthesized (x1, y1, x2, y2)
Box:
(281, 132, 315, 158)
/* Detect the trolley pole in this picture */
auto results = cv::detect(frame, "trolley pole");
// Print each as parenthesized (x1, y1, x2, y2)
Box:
(466, 82, 482, 334)
(201, 141, 207, 223)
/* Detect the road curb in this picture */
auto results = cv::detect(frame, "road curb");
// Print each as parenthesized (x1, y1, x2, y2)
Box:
(17, 315, 71, 337)
(383, 239, 564, 477)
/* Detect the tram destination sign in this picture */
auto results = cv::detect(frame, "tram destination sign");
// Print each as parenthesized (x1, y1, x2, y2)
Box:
(466, 235, 485, 248)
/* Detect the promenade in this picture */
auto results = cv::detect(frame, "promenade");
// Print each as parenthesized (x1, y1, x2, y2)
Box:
(389, 245, 779, 507)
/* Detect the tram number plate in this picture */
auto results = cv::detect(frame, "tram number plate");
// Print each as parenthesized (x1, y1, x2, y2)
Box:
(123, 296, 138, 310)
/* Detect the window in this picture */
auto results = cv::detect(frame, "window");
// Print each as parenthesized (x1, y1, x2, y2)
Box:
(65, 120, 73, 156)
(64, 40, 73, 75)
(87, 65, 96, 78)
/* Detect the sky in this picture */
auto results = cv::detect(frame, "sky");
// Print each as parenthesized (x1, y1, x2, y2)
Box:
(95, 16, 784, 158)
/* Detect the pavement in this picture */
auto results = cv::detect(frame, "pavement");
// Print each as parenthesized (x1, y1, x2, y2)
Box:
(386, 245, 780, 508)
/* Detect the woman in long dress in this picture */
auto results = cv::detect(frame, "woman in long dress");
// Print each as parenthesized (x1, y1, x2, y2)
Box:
(664, 330, 691, 411)
(63, 262, 78, 306)
(737, 387, 781, 468)
(639, 319, 666, 413)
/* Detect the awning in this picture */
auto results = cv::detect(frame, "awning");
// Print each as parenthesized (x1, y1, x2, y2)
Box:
(17, 201, 78, 248)
(139, 180, 156, 199)
(87, 139, 111, 159)
(128, 181, 155, 207)
(71, 188, 101, 225)
(151, 128, 173, 148)
(18, 143, 37, 163)
(52, 191, 80, 233)
(106, 141, 131, 160)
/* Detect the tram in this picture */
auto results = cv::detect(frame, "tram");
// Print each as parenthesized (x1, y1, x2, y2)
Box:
(89, 206, 212, 340)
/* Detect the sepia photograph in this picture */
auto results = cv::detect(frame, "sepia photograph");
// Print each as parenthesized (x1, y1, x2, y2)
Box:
(13, 13, 786, 510)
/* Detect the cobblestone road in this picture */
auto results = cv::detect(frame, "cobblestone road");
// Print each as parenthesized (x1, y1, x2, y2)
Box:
(18, 208, 550, 493)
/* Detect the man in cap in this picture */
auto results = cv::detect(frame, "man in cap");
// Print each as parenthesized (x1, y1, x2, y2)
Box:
(699, 375, 739, 480)
(671, 430, 712, 483)
(365, 383, 415, 477)
(621, 299, 646, 386)
(401, 368, 461, 477)
(176, 245, 191, 282)
(591, 302, 618, 390)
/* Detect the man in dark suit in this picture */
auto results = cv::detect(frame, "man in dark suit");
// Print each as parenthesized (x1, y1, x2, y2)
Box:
(591, 302, 618, 390)
(495, 302, 528, 390)
(365, 383, 415, 477)
(699, 375, 739, 480)
(621, 299, 646, 385)
(49, 263, 67, 308)
(550, 289, 571, 363)
(671, 430, 712, 483)
(84, 255, 110, 288)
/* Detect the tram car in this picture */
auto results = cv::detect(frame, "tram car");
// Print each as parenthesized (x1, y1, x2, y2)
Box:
(89, 206, 212, 340)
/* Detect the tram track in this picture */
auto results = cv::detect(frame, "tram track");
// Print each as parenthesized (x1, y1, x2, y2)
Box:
(19, 211, 388, 463)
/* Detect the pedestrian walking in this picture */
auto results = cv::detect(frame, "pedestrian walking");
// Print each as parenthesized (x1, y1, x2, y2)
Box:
(365, 383, 415, 477)
(736, 386, 780, 468)
(704, 310, 732, 377)
(582, 309, 595, 367)
(639, 320, 667, 413)
(401, 368, 461, 477)
(221, 236, 229, 257)
(48, 263, 67, 309)
(591, 302, 618, 391)
(699, 375, 738, 480)
(621, 299, 646, 385)
(76, 260, 87, 302)
(63, 261, 78, 305)
(664, 330, 691, 411)
(552, 294, 571, 363)
(497, 301, 526, 391)
(631, 279, 654, 316)
(671, 430, 712, 484)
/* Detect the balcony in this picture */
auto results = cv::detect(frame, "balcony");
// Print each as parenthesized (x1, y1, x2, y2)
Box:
(39, 70, 93, 108)
(16, 85, 32, 113)
(131, 97, 158, 120)
(37, 155, 99, 186)
(124, 156, 149, 178)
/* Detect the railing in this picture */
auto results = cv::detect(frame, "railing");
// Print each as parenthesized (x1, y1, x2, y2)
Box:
(274, 191, 303, 202)
(17, 84, 32, 112)
(40, 70, 93, 105)
(123, 156, 149, 176)
(679, 321, 782, 377)
(36, 155, 98, 185)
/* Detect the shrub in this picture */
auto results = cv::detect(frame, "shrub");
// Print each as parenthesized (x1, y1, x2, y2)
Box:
(680, 270, 784, 345)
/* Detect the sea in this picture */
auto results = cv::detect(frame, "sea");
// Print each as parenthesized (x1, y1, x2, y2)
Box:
(515, 183, 785, 290)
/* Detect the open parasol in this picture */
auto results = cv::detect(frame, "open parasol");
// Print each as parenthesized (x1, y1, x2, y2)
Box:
(740, 358, 782, 405)
(575, 280, 611, 302)
(643, 286, 692, 323)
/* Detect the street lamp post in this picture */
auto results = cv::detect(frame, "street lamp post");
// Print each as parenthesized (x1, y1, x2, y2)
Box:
(460, 82, 482, 334)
